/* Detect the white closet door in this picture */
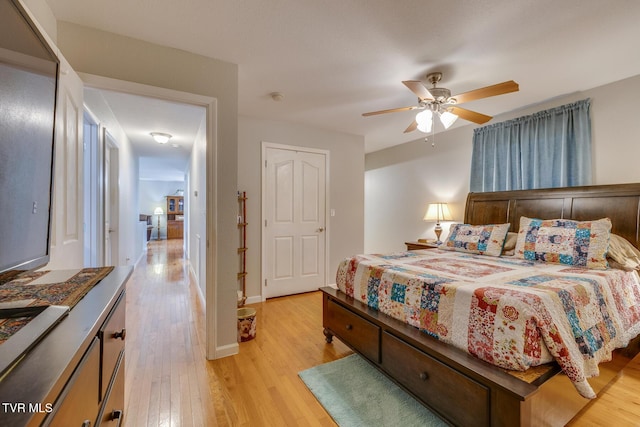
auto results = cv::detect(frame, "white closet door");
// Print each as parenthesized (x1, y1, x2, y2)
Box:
(263, 145, 327, 298)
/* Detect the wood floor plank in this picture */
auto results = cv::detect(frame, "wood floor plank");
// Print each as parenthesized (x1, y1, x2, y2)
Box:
(124, 239, 640, 426)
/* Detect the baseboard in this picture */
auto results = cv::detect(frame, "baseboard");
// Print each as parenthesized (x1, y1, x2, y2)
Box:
(213, 343, 239, 359)
(188, 265, 206, 306)
(245, 295, 262, 305)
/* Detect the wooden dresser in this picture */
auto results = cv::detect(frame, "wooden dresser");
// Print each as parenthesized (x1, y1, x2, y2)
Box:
(0, 267, 132, 427)
(166, 195, 184, 239)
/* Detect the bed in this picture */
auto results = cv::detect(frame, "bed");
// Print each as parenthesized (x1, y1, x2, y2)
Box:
(320, 183, 640, 427)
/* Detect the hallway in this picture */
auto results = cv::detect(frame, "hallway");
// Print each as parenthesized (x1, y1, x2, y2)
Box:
(124, 239, 219, 426)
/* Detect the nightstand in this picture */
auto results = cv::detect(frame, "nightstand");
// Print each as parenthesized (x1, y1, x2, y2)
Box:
(405, 241, 441, 251)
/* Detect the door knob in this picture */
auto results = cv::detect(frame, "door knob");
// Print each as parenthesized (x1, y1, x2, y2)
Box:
(317, 227, 325, 232)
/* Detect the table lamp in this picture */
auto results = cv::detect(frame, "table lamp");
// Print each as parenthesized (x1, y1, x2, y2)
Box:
(423, 202, 452, 245)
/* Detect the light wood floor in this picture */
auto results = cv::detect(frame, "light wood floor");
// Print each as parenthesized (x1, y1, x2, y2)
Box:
(123, 239, 351, 426)
(124, 239, 640, 426)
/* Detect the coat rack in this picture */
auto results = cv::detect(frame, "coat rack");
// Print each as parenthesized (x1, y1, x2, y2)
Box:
(237, 191, 248, 306)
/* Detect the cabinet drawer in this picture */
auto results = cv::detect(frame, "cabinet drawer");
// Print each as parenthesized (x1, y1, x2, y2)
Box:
(382, 332, 489, 427)
(325, 299, 380, 363)
(47, 337, 101, 427)
(99, 292, 126, 400)
(96, 350, 125, 426)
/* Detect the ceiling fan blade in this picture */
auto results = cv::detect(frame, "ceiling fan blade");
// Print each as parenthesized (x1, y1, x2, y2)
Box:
(404, 120, 418, 133)
(449, 106, 492, 124)
(402, 80, 433, 101)
(451, 80, 519, 104)
(362, 106, 417, 117)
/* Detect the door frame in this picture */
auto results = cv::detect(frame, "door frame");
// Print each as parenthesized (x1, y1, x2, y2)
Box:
(261, 141, 330, 301)
(82, 110, 101, 267)
(103, 129, 119, 265)
(78, 73, 225, 359)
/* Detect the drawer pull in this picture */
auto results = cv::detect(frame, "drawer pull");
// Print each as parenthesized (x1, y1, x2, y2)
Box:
(113, 328, 126, 340)
(82, 421, 92, 427)
(111, 409, 124, 427)
(419, 372, 429, 381)
(345, 324, 353, 331)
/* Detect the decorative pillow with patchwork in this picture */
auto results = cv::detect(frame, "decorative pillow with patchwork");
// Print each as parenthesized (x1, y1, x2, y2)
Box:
(440, 223, 510, 257)
(514, 216, 611, 269)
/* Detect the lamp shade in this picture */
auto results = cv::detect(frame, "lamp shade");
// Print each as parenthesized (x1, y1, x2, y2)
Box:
(415, 109, 459, 133)
(423, 203, 452, 223)
(439, 111, 458, 129)
(153, 207, 164, 215)
(415, 110, 433, 133)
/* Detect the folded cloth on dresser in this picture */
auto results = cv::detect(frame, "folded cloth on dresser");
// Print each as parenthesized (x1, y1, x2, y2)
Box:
(336, 250, 640, 398)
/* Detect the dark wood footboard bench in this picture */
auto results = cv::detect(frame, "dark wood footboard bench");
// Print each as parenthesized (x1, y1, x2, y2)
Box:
(321, 286, 544, 426)
(321, 286, 638, 426)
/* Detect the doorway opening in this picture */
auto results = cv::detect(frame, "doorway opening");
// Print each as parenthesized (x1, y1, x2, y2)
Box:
(80, 73, 218, 358)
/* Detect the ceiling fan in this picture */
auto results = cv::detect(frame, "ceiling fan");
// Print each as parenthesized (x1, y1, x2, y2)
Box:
(363, 72, 519, 133)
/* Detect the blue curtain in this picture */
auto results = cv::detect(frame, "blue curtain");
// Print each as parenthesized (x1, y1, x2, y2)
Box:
(469, 99, 592, 192)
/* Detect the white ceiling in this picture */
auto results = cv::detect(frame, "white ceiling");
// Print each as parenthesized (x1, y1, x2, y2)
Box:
(83, 88, 205, 181)
(48, 0, 640, 163)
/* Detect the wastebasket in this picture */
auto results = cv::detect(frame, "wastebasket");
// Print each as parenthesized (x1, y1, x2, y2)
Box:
(237, 307, 257, 342)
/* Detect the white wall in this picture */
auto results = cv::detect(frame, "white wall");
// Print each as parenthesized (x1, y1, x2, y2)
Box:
(187, 116, 208, 300)
(22, 0, 56, 41)
(238, 116, 365, 299)
(365, 73, 640, 253)
(365, 127, 471, 253)
(589, 75, 640, 184)
(116, 127, 139, 266)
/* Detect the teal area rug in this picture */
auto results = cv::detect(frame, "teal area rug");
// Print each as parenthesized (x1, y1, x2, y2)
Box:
(299, 354, 447, 427)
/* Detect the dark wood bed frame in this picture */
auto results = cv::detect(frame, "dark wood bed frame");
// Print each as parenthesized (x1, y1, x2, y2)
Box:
(321, 183, 640, 427)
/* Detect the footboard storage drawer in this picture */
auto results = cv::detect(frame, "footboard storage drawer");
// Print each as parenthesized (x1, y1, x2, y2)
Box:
(382, 332, 490, 427)
(325, 299, 381, 363)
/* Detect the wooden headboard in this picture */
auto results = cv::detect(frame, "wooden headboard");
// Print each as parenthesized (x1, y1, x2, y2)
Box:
(464, 183, 640, 249)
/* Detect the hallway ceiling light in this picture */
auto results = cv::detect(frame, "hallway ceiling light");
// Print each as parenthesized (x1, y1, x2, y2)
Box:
(150, 132, 172, 144)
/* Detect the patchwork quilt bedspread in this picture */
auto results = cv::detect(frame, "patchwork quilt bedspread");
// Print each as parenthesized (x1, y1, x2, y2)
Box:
(336, 250, 640, 398)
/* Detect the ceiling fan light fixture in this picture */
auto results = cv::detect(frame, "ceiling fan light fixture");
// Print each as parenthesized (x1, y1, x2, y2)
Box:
(416, 110, 433, 133)
(362, 72, 519, 134)
(439, 110, 459, 129)
(429, 87, 451, 101)
(150, 132, 172, 144)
